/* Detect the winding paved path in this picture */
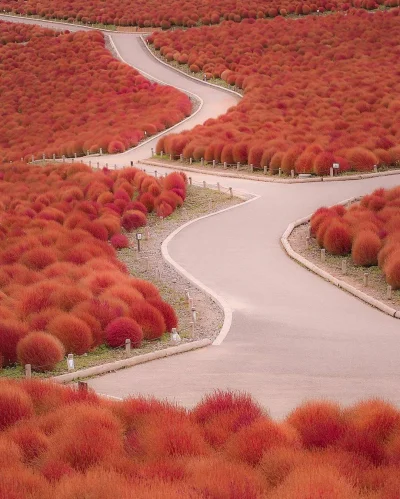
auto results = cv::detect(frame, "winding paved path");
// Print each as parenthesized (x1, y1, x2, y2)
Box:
(3, 15, 400, 418)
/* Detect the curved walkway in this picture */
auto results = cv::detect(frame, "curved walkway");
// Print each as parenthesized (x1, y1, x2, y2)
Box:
(3, 15, 400, 418)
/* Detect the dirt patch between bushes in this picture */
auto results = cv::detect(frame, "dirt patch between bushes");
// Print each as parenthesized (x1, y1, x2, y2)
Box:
(289, 222, 400, 313)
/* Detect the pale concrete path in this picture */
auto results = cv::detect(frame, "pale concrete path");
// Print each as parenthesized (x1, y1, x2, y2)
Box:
(3, 16, 400, 418)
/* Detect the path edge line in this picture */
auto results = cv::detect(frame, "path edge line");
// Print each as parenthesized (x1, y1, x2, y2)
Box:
(161, 193, 261, 346)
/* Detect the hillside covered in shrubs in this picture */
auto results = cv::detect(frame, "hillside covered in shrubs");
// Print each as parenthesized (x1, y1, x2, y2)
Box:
(1, 381, 400, 498)
(0, 0, 395, 28)
(153, 10, 400, 175)
(0, 162, 187, 371)
(311, 185, 400, 288)
(0, 20, 191, 163)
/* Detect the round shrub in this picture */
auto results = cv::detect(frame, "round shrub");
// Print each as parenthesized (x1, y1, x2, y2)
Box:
(105, 317, 143, 348)
(0, 384, 34, 430)
(129, 302, 166, 340)
(346, 147, 378, 172)
(110, 233, 130, 249)
(351, 230, 382, 266)
(147, 299, 178, 332)
(47, 314, 93, 355)
(323, 220, 352, 255)
(287, 401, 347, 448)
(121, 210, 147, 231)
(384, 250, 400, 289)
(17, 332, 65, 372)
(0, 320, 29, 366)
(20, 247, 58, 270)
(313, 152, 335, 176)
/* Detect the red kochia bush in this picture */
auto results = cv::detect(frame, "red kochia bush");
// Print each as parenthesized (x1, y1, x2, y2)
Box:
(147, 299, 178, 332)
(351, 230, 382, 266)
(0, 320, 29, 366)
(105, 317, 143, 348)
(110, 233, 130, 249)
(129, 302, 166, 340)
(47, 314, 93, 355)
(323, 220, 352, 255)
(121, 210, 147, 231)
(16, 332, 65, 372)
(0, 384, 34, 430)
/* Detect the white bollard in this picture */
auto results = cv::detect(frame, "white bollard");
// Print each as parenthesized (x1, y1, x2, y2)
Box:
(125, 339, 131, 354)
(342, 259, 347, 275)
(387, 284, 392, 299)
(170, 328, 181, 345)
(321, 249, 326, 262)
(67, 353, 75, 371)
(363, 273, 369, 287)
(25, 364, 31, 379)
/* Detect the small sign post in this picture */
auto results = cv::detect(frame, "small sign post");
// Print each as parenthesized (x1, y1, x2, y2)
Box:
(332, 163, 340, 176)
(136, 232, 142, 252)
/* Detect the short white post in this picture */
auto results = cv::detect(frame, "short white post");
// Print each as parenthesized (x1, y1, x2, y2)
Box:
(125, 339, 131, 354)
(99, 148, 103, 155)
(374, 164, 378, 173)
(53, 154, 56, 160)
(25, 364, 32, 379)
(249, 164, 253, 173)
(169, 154, 172, 161)
(237, 162, 240, 170)
(89, 160, 91, 167)
(189, 177, 192, 186)
(217, 182, 220, 192)
(170, 328, 181, 345)
(291, 169, 295, 178)
(278, 168, 282, 177)
(144, 227, 150, 240)
(201, 158, 204, 166)
(180, 154, 183, 162)
(363, 273, 369, 287)
(387, 284, 392, 299)
(223, 162, 227, 169)
(212, 160, 216, 168)
(342, 259, 347, 275)
(154, 170, 158, 178)
(264, 164, 268, 174)
(330, 167, 333, 177)
(190, 321, 195, 338)
(191, 307, 197, 324)
(189, 158, 193, 165)
(67, 353, 75, 371)
(320, 249, 326, 262)
(62, 155, 65, 162)
(203, 180, 206, 188)
(229, 187, 233, 198)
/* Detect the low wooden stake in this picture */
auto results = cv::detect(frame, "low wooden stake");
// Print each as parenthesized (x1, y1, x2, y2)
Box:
(25, 364, 31, 379)
(363, 273, 369, 287)
(125, 339, 131, 354)
(342, 259, 347, 275)
(387, 284, 392, 300)
(320, 249, 326, 262)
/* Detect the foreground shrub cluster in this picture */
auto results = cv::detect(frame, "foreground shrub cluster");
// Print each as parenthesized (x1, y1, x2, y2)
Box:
(1, 381, 400, 498)
(311, 185, 400, 288)
(153, 10, 400, 175)
(0, 162, 186, 371)
(0, 20, 191, 162)
(0, 0, 393, 27)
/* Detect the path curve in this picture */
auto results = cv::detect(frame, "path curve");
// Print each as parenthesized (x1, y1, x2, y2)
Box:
(3, 15, 400, 418)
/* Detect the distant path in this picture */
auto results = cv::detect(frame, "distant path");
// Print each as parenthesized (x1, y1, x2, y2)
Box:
(3, 15, 400, 417)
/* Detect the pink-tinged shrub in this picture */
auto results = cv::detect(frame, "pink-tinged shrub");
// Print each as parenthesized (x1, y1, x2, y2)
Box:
(351, 230, 382, 266)
(383, 250, 400, 289)
(110, 233, 130, 249)
(105, 317, 143, 348)
(138, 192, 155, 212)
(121, 210, 147, 231)
(147, 299, 178, 332)
(286, 401, 347, 449)
(17, 332, 65, 372)
(129, 302, 166, 340)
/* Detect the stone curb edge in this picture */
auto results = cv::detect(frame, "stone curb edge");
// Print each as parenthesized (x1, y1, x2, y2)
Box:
(51, 339, 212, 383)
(281, 197, 400, 319)
(161, 192, 261, 346)
(141, 160, 400, 184)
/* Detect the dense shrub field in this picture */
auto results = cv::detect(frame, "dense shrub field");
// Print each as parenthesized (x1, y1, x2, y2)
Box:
(0, 0, 396, 27)
(152, 10, 400, 175)
(0, 20, 191, 163)
(311, 185, 400, 288)
(1, 381, 400, 498)
(0, 162, 187, 371)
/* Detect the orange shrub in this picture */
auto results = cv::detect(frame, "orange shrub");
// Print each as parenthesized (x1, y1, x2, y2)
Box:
(351, 230, 382, 266)
(16, 332, 65, 372)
